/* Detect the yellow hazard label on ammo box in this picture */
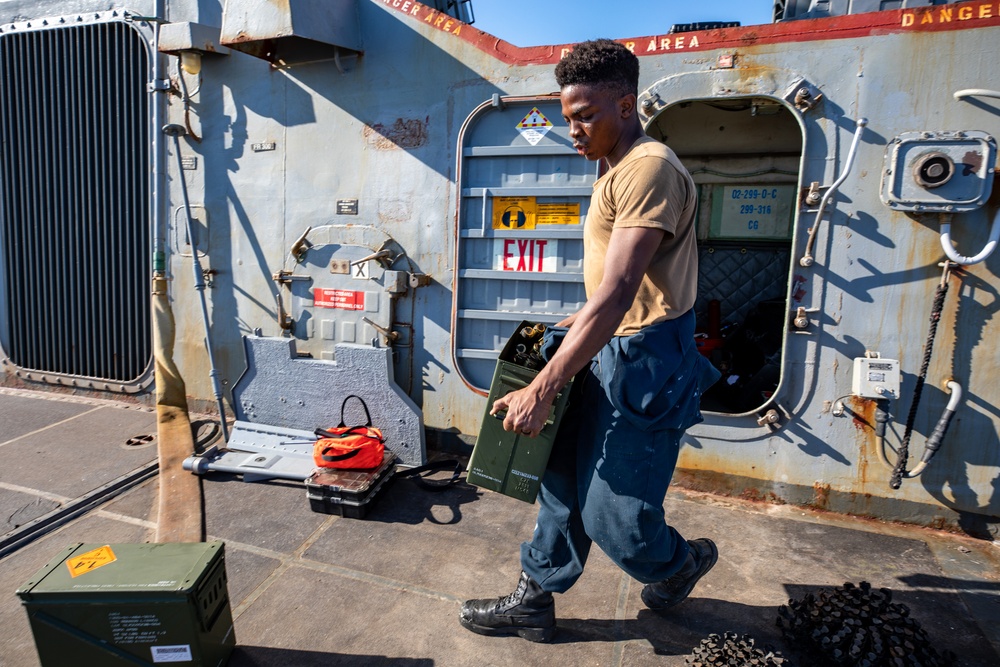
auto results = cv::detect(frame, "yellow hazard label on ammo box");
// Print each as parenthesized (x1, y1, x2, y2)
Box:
(66, 545, 117, 578)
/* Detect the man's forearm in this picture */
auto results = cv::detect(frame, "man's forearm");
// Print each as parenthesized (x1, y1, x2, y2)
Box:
(531, 293, 630, 403)
(555, 312, 579, 328)
(532, 226, 665, 403)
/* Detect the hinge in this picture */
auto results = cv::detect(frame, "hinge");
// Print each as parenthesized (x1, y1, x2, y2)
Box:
(408, 273, 432, 288)
(148, 79, 171, 93)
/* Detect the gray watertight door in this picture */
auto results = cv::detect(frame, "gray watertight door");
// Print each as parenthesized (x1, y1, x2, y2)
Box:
(454, 96, 597, 391)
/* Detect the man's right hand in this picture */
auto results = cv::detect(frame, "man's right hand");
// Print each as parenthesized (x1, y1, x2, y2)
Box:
(491, 386, 554, 438)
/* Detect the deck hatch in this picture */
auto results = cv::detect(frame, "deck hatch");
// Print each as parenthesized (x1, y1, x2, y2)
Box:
(0, 21, 151, 388)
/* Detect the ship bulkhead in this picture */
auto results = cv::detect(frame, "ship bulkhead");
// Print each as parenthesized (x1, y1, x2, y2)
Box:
(0, 0, 997, 539)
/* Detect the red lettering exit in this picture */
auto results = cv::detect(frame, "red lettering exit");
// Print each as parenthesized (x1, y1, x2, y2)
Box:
(501, 239, 549, 272)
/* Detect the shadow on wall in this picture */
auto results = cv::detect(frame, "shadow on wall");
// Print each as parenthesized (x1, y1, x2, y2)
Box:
(176, 1, 506, 403)
(917, 265, 1000, 539)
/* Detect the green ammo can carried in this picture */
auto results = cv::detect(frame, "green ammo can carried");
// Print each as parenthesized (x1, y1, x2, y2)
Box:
(16, 541, 235, 667)
(467, 321, 572, 503)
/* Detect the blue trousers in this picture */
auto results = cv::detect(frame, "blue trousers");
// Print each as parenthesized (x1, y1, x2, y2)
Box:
(520, 362, 691, 594)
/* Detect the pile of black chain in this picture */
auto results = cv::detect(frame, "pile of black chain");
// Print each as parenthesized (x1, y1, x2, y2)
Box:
(685, 632, 789, 666)
(777, 581, 955, 666)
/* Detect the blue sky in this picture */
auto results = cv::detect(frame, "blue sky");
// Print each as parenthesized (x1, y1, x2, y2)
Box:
(470, 1, 775, 47)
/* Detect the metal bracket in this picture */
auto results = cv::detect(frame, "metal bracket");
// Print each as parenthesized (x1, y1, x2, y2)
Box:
(408, 273, 432, 288)
(640, 93, 663, 118)
(147, 78, 171, 93)
(274, 293, 294, 331)
(793, 306, 820, 330)
(363, 317, 399, 344)
(272, 270, 312, 285)
(291, 226, 313, 263)
(785, 79, 824, 111)
(385, 270, 409, 294)
(803, 181, 822, 207)
(757, 409, 781, 428)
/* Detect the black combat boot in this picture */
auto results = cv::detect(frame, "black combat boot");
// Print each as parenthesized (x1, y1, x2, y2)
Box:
(641, 538, 718, 613)
(459, 570, 556, 642)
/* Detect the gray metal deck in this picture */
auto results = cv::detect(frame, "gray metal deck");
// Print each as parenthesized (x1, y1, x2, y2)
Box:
(1, 388, 997, 666)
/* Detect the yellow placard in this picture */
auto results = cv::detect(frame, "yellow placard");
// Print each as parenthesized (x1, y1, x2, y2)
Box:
(66, 545, 117, 578)
(537, 203, 580, 225)
(492, 197, 536, 230)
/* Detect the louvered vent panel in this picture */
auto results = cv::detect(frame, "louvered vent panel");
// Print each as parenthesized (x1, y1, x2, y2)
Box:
(0, 21, 150, 386)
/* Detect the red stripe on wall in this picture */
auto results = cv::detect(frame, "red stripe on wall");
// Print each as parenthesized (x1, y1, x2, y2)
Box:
(379, 0, 1000, 65)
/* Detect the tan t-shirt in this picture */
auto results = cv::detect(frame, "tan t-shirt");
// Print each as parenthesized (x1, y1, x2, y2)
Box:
(583, 135, 698, 336)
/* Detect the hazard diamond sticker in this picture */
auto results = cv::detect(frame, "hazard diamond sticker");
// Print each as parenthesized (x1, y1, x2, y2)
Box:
(66, 545, 117, 578)
(516, 107, 553, 146)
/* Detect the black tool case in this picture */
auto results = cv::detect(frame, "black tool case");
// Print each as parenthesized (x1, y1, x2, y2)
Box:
(304, 452, 397, 518)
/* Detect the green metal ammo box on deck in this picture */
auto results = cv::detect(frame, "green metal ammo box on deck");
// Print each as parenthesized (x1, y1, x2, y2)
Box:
(16, 541, 235, 667)
(467, 322, 572, 503)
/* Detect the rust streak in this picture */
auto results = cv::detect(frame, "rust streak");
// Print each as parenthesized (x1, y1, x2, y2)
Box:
(812, 481, 832, 509)
(850, 395, 875, 432)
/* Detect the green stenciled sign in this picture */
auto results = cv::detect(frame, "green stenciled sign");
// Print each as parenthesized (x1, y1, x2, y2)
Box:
(710, 184, 795, 240)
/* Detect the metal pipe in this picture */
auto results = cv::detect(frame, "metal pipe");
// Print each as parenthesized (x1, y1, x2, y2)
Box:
(162, 123, 230, 443)
(872, 399, 896, 472)
(800, 117, 868, 267)
(939, 210, 1000, 265)
(151, 2, 166, 270)
(954, 88, 1000, 100)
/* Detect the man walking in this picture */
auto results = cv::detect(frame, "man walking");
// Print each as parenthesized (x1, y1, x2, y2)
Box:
(459, 39, 721, 643)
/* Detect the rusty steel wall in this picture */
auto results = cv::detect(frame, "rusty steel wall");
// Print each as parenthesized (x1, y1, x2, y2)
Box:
(0, 0, 997, 536)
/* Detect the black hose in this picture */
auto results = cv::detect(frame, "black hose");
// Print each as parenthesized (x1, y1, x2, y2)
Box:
(874, 399, 890, 439)
(890, 282, 948, 489)
(921, 408, 957, 464)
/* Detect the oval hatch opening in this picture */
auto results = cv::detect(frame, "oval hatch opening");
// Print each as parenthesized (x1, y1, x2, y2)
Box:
(647, 97, 804, 415)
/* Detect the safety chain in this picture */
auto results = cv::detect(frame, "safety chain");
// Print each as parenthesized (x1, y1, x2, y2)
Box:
(890, 262, 952, 489)
(777, 581, 955, 666)
(685, 632, 788, 666)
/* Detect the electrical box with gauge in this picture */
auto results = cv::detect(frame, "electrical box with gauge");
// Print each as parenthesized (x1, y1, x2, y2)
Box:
(852, 357, 901, 399)
(880, 130, 996, 212)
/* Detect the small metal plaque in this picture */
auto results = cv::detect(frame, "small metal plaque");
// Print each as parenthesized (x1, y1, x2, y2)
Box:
(181, 156, 198, 170)
(337, 199, 359, 215)
(330, 259, 351, 274)
(252, 142, 276, 152)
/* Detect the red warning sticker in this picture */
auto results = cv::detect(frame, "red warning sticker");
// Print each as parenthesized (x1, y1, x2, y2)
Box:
(314, 288, 365, 311)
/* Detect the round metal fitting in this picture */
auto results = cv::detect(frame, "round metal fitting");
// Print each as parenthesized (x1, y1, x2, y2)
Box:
(756, 409, 780, 426)
(912, 151, 954, 189)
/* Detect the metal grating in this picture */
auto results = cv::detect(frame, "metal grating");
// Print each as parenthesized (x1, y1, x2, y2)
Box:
(0, 21, 151, 387)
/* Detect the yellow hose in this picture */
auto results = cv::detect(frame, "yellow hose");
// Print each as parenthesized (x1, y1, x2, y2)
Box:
(152, 274, 204, 543)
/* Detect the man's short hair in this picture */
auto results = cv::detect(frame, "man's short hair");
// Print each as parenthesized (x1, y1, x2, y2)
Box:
(555, 39, 639, 99)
